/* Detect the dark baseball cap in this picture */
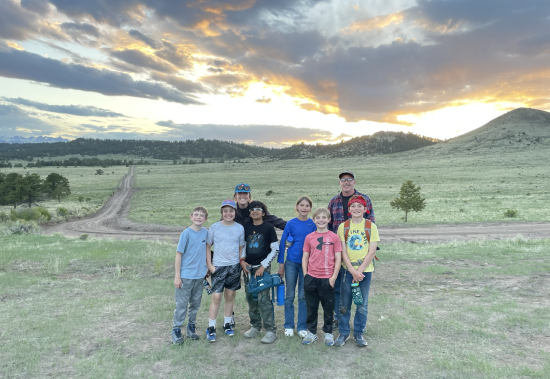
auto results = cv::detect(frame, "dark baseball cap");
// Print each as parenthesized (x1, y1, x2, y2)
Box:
(339, 170, 355, 179)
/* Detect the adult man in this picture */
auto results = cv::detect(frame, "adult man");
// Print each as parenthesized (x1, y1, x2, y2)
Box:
(327, 170, 375, 329)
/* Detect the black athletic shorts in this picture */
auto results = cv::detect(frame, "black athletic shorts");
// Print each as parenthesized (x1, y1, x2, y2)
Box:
(211, 263, 242, 292)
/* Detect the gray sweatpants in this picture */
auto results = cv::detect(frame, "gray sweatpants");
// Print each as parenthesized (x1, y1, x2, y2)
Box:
(172, 278, 204, 328)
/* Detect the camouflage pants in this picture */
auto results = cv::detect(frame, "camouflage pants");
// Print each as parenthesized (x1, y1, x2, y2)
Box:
(244, 266, 276, 333)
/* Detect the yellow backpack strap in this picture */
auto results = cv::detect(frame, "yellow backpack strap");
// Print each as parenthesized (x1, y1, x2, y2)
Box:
(344, 219, 351, 243)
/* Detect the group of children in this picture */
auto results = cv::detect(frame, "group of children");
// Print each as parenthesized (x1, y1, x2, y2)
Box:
(171, 186, 379, 348)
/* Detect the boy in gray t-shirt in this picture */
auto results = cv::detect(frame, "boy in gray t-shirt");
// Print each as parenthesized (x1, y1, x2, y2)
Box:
(205, 200, 245, 342)
(171, 206, 209, 345)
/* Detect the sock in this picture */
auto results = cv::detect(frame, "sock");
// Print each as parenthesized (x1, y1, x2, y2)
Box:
(208, 318, 216, 328)
(224, 316, 232, 325)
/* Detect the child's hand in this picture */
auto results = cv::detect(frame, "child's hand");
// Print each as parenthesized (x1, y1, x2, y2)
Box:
(174, 277, 182, 289)
(240, 261, 249, 275)
(329, 277, 336, 288)
(208, 264, 216, 274)
(278, 263, 285, 277)
(351, 270, 364, 282)
(255, 265, 265, 277)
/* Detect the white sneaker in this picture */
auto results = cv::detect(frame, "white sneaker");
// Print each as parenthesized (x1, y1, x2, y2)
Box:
(284, 328, 294, 337)
(298, 330, 308, 338)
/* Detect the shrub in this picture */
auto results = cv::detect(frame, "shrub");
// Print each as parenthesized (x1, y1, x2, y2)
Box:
(57, 207, 68, 217)
(0, 221, 40, 236)
(0, 211, 9, 222)
(6, 207, 52, 222)
(504, 209, 517, 218)
(266, 190, 274, 196)
(79, 234, 89, 240)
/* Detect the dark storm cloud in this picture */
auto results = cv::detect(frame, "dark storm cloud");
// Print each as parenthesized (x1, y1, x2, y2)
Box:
(154, 120, 341, 145)
(110, 49, 177, 73)
(2, 97, 127, 118)
(154, 41, 193, 70)
(61, 22, 101, 37)
(0, 104, 57, 137)
(0, 44, 203, 105)
(0, 0, 41, 40)
(128, 29, 161, 49)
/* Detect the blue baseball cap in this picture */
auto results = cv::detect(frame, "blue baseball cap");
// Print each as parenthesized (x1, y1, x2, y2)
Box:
(221, 199, 237, 209)
(234, 183, 251, 193)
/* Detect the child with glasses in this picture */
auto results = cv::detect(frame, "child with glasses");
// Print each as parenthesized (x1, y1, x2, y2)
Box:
(240, 201, 279, 343)
(277, 196, 316, 338)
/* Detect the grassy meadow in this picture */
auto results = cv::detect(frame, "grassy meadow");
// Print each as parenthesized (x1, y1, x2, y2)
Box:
(0, 234, 549, 378)
(128, 147, 550, 228)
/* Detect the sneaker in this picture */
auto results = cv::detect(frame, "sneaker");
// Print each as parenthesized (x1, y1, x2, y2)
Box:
(186, 324, 199, 340)
(171, 328, 184, 345)
(261, 331, 277, 344)
(302, 331, 318, 345)
(297, 330, 308, 338)
(334, 334, 349, 347)
(244, 327, 260, 338)
(223, 323, 235, 337)
(284, 328, 294, 337)
(206, 326, 216, 343)
(354, 334, 367, 347)
(324, 333, 334, 346)
(332, 319, 339, 329)
(231, 312, 235, 328)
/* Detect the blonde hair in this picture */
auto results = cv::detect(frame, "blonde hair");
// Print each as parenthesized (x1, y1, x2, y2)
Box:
(312, 207, 331, 219)
(191, 206, 208, 218)
(294, 196, 313, 216)
(233, 192, 253, 203)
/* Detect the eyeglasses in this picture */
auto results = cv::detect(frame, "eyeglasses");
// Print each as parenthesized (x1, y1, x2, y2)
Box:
(340, 178, 354, 182)
(236, 184, 250, 191)
(249, 207, 263, 212)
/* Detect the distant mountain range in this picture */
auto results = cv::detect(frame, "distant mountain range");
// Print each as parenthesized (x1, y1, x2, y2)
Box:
(0, 136, 70, 144)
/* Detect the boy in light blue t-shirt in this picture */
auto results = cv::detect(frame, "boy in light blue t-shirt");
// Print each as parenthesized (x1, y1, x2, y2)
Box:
(171, 206, 209, 345)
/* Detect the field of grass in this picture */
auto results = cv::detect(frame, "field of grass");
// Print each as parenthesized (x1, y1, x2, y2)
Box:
(128, 147, 550, 228)
(0, 234, 548, 378)
(0, 165, 130, 221)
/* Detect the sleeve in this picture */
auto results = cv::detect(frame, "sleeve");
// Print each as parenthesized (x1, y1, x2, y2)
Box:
(264, 211, 287, 230)
(176, 231, 188, 254)
(363, 196, 375, 223)
(303, 234, 311, 253)
(337, 223, 345, 242)
(206, 224, 215, 245)
(333, 233, 343, 253)
(278, 223, 290, 264)
(239, 225, 245, 247)
(261, 241, 279, 268)
(370, 223, 380, 243)
(327, 198, 335, 231)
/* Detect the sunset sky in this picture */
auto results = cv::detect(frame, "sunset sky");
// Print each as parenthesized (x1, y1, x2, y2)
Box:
(0, 0, 549, 146)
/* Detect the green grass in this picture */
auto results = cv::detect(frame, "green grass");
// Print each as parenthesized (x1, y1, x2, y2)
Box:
(1, 234, 549, 378)
(127, 148, 550, 227)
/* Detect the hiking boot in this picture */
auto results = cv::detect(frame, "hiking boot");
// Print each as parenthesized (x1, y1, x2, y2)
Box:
(261, 331, 277, 344)
(171, 328, 184, 345)
(284, 328, 294, 337)
(186, 324, 199, 340)
(332, 319, 339, 329)
(298, 330, 308, 338)
(334, 334, 350, 347)
(223, 323, 235, 337)
(206, 326, 216, 343)
(324, 333, 334, 346)
(354, 334, 367, 347)
(302, 331, 318, 345)
(244, 327, 260, 338)
(231, 312, 236, 328)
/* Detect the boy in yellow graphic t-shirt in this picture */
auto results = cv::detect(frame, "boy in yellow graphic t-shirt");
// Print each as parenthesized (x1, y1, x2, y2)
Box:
(335, 195, 380, 347)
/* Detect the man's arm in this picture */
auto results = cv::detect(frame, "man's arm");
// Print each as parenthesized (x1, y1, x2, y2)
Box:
(174, 252, 183, 288)
(265, 212, 287, 230)
(327, 198, 335, 232)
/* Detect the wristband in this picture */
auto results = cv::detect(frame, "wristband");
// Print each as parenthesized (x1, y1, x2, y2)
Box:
(240, 258, 245, 263)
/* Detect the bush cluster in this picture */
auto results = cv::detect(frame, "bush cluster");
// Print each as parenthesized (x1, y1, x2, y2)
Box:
(0, 207, 52, 223)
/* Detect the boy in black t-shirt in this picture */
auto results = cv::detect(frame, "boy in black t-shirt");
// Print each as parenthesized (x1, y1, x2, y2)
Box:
(240, 201, 279, 344)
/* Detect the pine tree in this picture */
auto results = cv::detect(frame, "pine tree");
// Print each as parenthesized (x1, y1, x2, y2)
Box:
(390, 180, 426, 222)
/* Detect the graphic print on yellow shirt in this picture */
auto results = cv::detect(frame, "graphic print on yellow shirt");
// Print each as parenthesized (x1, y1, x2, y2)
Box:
(337, 220, 380, 272)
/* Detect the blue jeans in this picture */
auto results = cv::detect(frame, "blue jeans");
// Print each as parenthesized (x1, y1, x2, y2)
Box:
(339, 269, 372, 336)
(283, 260, 307, 331)
(334, 267, 344, 324)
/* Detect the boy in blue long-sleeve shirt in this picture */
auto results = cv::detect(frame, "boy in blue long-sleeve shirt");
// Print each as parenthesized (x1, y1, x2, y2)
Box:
(277, 196, 317, 338)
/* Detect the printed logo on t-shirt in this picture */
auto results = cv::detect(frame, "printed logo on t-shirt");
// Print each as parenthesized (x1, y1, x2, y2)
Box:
(316, 237, 334, 250)
(202, 239, 206, 244)
(248, 233, 261, 249)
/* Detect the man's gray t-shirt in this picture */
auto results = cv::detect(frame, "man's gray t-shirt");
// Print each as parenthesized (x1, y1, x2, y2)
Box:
(206, 222, 245, 267)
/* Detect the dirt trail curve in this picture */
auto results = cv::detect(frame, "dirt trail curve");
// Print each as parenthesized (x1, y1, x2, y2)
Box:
(46, 166, 550, 243)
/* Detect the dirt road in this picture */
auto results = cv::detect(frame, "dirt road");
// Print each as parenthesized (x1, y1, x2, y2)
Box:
(46, 167, 550, 243)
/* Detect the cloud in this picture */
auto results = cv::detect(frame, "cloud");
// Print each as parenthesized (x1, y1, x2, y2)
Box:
(154, 41, 194, 70)
(0, 104, 57, 137)
(255, 97, 271, 104)
(128, 29, 161, 49)
(154, 121, 344, 145)
(110, 49, 177, 73)
(0, 44, 204, 105)
(61, 22, 101, 37)
(1, 97, 127, 117)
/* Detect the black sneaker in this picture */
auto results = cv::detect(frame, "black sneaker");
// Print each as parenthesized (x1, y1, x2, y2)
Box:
(186, 324, 199, 340)
(223, 323, 235, 336)
(206, 326, 216, 342)
(171, 328, 184, 345)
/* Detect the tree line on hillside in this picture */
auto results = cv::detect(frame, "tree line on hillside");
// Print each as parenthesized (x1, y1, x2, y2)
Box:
(0, 172, 70, 208)
(0, 132, 439, 162)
